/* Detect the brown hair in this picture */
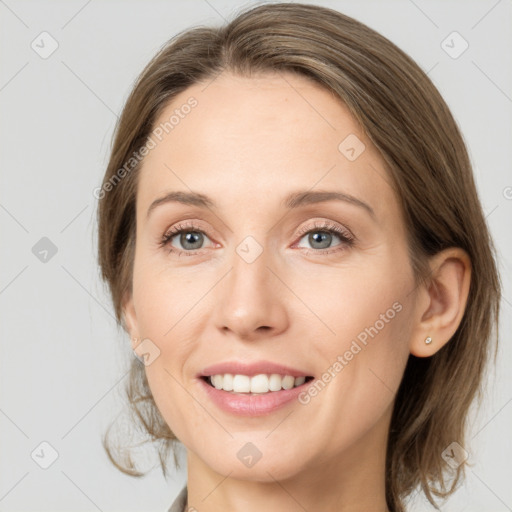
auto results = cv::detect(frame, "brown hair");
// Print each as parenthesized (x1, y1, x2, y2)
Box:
(97, 3, 501, 510)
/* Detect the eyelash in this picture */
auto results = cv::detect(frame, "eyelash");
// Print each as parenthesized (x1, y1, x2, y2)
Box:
(159, 220, 355, 257)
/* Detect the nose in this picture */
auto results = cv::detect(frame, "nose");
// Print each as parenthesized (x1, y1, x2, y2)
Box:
(212, 245, 289, 341)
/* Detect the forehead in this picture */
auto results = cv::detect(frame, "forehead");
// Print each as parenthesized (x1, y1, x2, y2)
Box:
(136, 71, 395, 220)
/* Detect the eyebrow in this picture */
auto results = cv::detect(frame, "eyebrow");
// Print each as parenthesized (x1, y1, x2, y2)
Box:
(146, 189, 375, 219)
(283, 190, 375, 218)
(147, 191, 215, 218)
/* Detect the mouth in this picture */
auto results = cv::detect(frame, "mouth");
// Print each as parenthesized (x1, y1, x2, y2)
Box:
(197, 360, 316, 415)
(201, 373, 315, 395)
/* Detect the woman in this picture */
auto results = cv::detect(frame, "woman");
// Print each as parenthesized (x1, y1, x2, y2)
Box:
(97, 3, 501, 511)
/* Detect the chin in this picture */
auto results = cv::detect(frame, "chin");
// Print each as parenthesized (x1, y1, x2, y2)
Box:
(198, 446, 310, 482)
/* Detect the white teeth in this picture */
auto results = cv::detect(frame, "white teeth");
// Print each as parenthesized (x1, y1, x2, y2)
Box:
(294, 376, 306, 386)
(250, 374, 269, 393)
(232, 374, 250, 393)
(222, 373, 233, 391)
(282, 375, 295, 390)
(211, 374, 223, 390)
(207, 373, 309, 393)
(269, 373, 282, 391)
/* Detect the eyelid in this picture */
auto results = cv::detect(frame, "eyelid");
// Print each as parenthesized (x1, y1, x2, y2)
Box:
(160, 220, 217, 253)
(160, 218, 355, 256)
(292, 219, 354, 242)
(290, 219, 355, 256)
(162, 219, 213, 241)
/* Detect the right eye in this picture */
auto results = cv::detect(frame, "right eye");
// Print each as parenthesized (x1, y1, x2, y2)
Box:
(160, 222, 217, 256)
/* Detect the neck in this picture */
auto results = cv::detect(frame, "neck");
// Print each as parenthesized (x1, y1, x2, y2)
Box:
(184, 408, 391, 512)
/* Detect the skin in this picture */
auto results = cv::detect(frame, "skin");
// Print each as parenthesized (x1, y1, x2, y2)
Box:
(123, 71, 471, 511)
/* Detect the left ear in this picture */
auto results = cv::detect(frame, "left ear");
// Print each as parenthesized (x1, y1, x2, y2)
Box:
(409, 247, 471, 357)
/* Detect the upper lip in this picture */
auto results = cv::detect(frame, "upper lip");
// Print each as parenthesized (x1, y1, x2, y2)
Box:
(199, 360, 313, 378)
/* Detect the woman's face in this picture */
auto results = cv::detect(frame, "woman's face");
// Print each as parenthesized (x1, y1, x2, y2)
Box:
(124, 71, 420, 482)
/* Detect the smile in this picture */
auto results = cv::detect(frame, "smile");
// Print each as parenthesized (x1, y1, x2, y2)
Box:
(204, 373, 314, 394)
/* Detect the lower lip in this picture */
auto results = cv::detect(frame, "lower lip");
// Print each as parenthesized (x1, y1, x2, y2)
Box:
(198, 378, 312, 416)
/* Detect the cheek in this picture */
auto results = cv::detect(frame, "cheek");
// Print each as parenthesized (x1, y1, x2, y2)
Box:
(132, 273, 197, 384)
(297, 257, 414, 435)
(294, 256, 412, 351)
(132, 259, 206, 336)
(131, 263, 211, 438)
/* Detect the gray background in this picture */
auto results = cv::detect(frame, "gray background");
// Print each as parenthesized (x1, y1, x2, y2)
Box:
(0, 0, 511, 511)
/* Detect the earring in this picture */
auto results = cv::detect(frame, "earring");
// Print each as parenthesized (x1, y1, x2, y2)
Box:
(425, 336, 432, 345)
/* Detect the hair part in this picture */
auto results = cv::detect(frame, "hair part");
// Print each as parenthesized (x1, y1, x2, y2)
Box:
(97, 4, 501, 511)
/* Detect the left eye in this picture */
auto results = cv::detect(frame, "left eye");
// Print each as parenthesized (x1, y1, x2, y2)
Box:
(296, 229, 345, 250)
